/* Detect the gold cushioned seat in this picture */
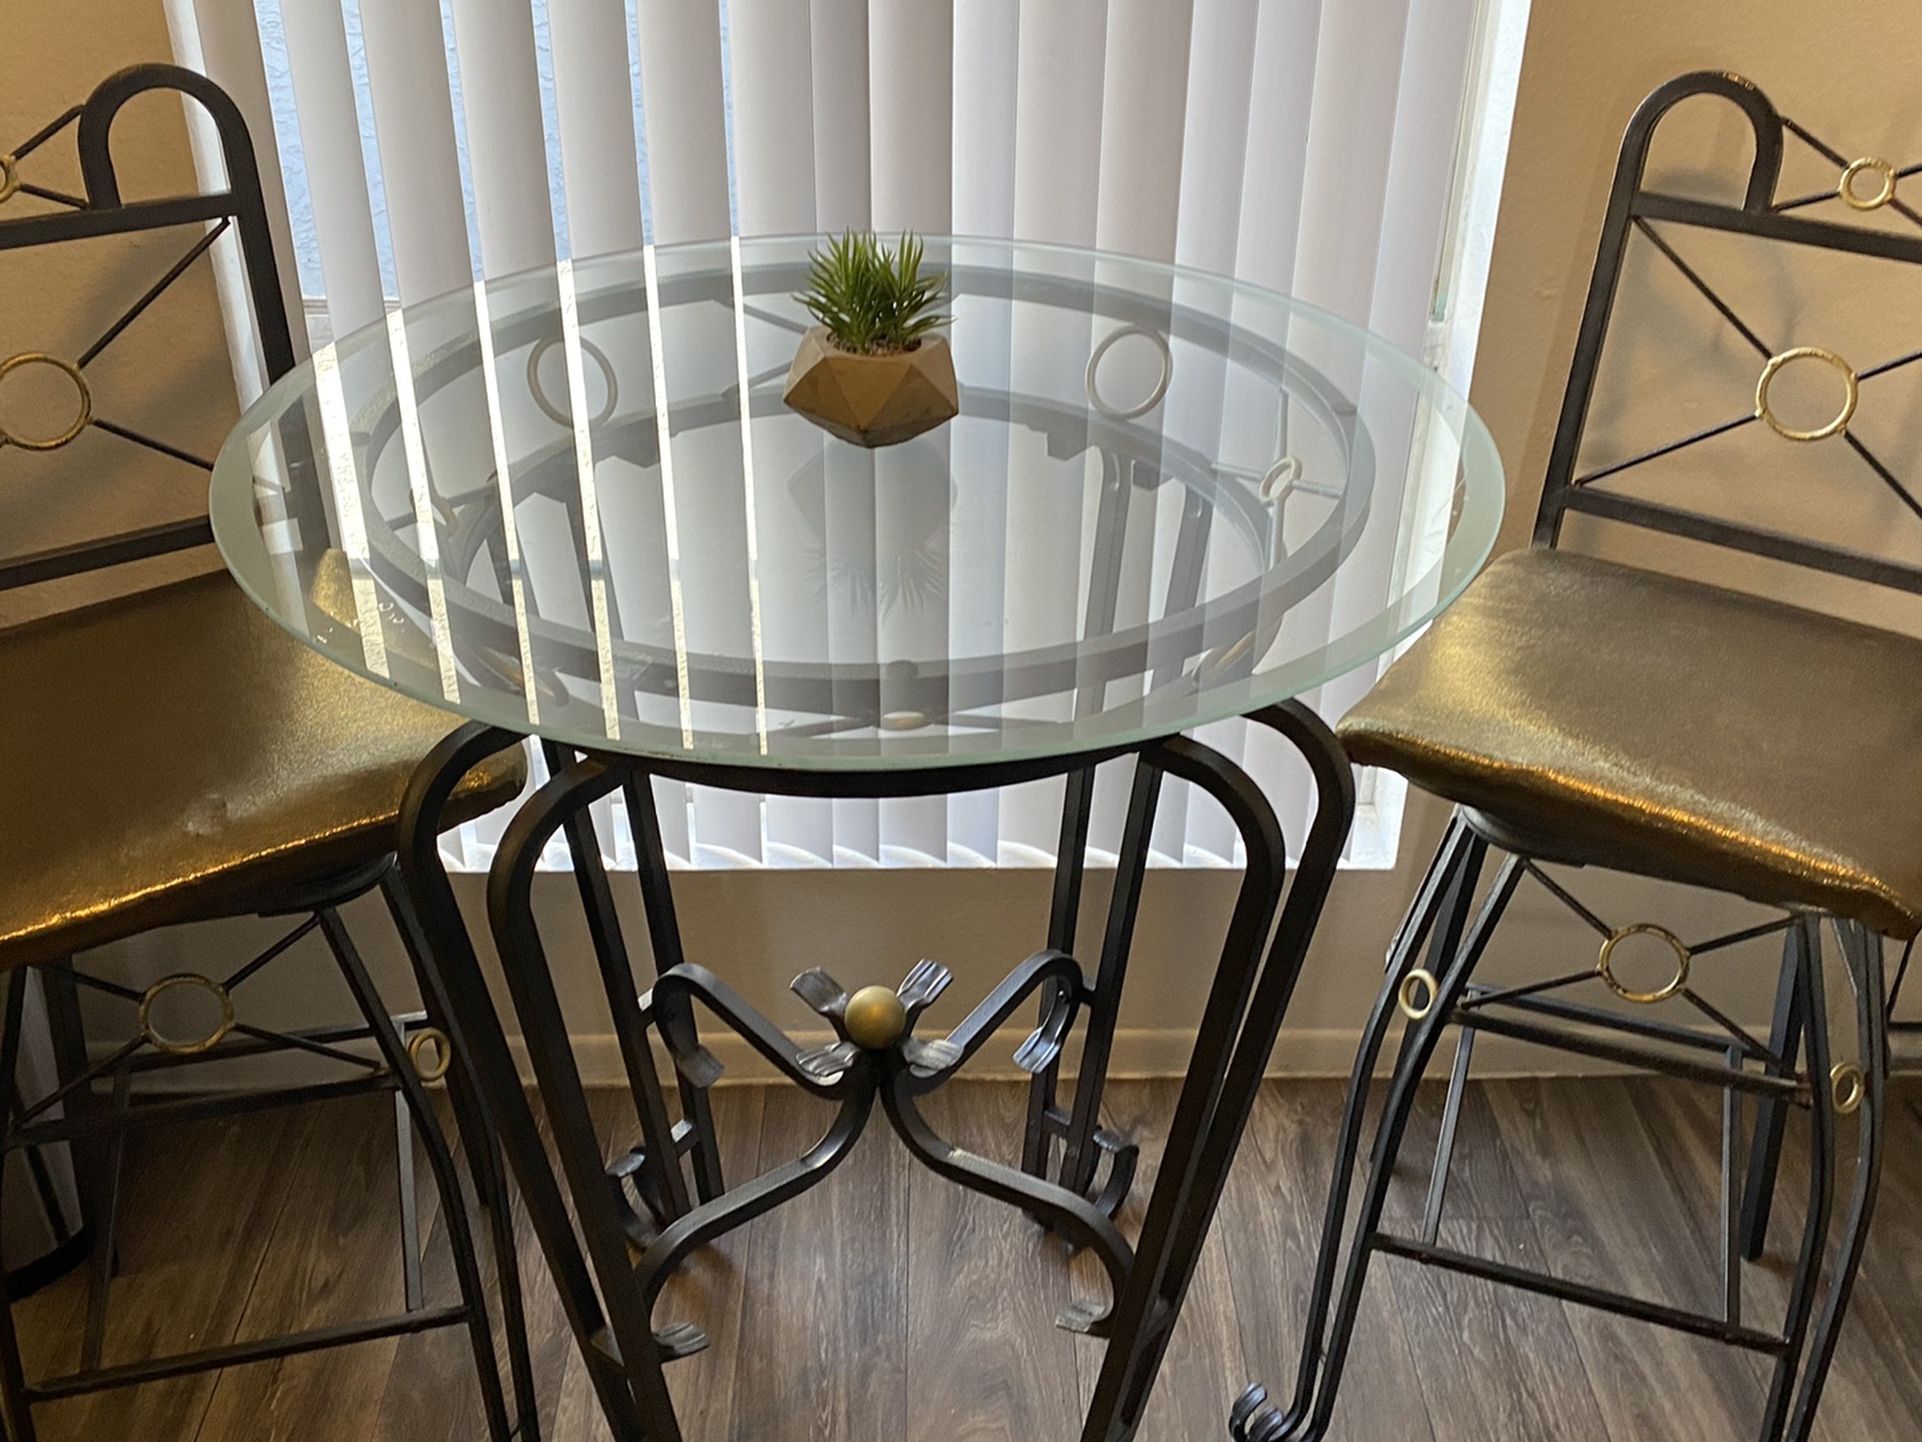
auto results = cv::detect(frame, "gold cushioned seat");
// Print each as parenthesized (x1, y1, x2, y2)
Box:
(0, 570, 525, 970)
(1338, 547, 1922, 939)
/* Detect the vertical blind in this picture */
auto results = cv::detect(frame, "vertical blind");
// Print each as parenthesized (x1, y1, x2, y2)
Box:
(169, 0, 1505, 873)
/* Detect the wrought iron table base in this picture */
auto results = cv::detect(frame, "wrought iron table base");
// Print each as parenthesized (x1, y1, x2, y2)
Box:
(397, 703, 1353, 1442)
(1232, 812, 1889, 1442)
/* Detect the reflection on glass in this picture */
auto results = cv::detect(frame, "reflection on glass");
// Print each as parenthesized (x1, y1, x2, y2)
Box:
(472, 278, 542, 727)
(311, 344, 389, 678)
(211, 237, 1504, 770)
(556, 258, 623, 740)
(383, 310, 461, 704)
(729, 236, 770, 755)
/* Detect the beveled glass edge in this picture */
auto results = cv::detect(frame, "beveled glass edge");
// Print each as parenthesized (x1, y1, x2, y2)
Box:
(210, 235, 1507, 772)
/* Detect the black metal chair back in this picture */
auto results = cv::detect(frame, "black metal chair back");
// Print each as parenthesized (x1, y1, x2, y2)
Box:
(1535, 69, 1922, 595)
(0, 63, 295, 594)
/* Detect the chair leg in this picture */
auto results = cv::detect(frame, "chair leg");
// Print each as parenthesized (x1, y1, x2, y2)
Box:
(1758, 917, 1838, 1442)
(316, 908, 514, 1442)
(380, 868, 539, 1440)
(0, 972, 41, 1442)
(1294, 843, 1522, 1442)
(1232, 815, 1478, 1441)
(37, 963, 118, 1372)
(1740, 925, 1808, 1259)
(1420, 1024, 1478, 1245)
(1785, 920, 1888, 1441)
(1237, 822, 1524, 1442)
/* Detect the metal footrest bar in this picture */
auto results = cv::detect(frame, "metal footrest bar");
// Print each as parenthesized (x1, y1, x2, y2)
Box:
(1451, 1007, 1806, 1099)
(1462, 980, 1785, 1060)
(1371, 1234, 1789, 1354)
(5, 1072, 401, 1150)
(120, 1010, 430, 1073)
(25, 1304, 472, 1400)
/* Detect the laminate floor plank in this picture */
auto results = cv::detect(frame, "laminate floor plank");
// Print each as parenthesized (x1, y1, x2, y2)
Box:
(15, 1102, 320, 1442)
(365, 1093, 524, 1442)
(1217, 1077, 1437, 1442)
(1385, 1218, 1611, 1441)
(725, 1086, 909, 1442)
(1637, 1078, 1922, 1441)
(541, 1084, 767, 1442)
(1069, 1078, 1249, 1442)
(16, 1077, 1922, 1442)
(658, 1085, 767, 1442)
(1485, 1077, 1766, 1442)
(190, 1093, 438, 1442)
(904, 1082, 1081, 1442)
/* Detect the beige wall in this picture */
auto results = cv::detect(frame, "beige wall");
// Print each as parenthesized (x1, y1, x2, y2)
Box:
(43, 0, 1922, 1080)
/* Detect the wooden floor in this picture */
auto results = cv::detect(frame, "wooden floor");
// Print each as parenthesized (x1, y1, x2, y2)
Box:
(16, 1077, 1922, 1441)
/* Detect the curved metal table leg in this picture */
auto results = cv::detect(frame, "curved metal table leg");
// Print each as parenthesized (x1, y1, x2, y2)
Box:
(1082, 704, 1354, 1442)
(1238, 832, 1524, 1442)
(397, 710, 1357, 1442)
(398, 723, 653, 1441)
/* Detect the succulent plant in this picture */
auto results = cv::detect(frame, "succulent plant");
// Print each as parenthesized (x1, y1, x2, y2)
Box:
(796, 231, 949, 356)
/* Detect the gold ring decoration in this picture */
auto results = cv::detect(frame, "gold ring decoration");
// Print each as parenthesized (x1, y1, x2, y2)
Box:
(1839, 156, 1898, 211)
(138, 973, 237, 1056)
(1259, 456, 1303, 504)
(1397, 968, 1439, 1022)
(1830, 1062, 1865, 1116)
(1086, 324, 1173, 421)
(0, 352, 93, 451)
(1597, 923, 1691, 1004)
(407, 1026, 454, 1084)
(526, 333, 619, 429)
(0, 154, 19, 205)
(1755, 346, 1858, 442)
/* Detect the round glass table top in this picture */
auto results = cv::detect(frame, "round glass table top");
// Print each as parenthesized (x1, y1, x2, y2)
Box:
(212, 235, 1503, 772)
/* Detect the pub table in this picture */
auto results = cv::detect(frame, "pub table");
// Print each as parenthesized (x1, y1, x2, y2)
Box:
(210, 235, 1502, 1441)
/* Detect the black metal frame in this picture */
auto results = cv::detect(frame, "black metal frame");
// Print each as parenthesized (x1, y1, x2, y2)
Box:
(393, 696, 1351, 1442)
(1234, 70, 1917, 1442)
(331, 208, 1387, 1437)
(0, 65, 530, 1440)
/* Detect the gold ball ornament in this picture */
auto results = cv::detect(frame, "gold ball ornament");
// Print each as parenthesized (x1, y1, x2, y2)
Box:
(843, 985, 907, 1049)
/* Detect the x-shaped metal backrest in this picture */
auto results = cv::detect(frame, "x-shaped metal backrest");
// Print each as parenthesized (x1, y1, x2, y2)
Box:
(1536, 70, 1922, 596)
(0, 63, 296, 594)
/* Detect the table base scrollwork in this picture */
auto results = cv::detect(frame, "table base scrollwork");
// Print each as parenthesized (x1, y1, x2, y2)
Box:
(396, 703, 1353, 1442)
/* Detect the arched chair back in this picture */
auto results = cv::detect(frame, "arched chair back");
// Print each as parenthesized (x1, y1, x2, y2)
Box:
(1535, 69, 1922, 597)
(0, 62, 295, 594)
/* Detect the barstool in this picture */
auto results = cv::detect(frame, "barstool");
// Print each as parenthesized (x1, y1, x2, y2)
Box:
(1234, 71, 1922, 1442)
(0, 66, 533, 1439)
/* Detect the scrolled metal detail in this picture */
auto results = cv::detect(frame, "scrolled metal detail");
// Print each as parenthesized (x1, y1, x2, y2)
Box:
(526, 333, 619, 429)
(1397, 968, 1438, 1022)
(0, 352, 93, 451)
(0, 153, 19, 205)
(1831, 1062, 1865, 1116)
(1755, 346, 1858, 443)
(1085, 324, 1172, 421)
(137, 972, 236, 1056)
(1839, 156, 1898, 212)
(407, 1026, 454, 1083)
(1597, 922, 1690, 1004)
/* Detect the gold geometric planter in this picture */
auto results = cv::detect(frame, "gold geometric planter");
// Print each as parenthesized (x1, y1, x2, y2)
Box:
(782, 327, 959, 448)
